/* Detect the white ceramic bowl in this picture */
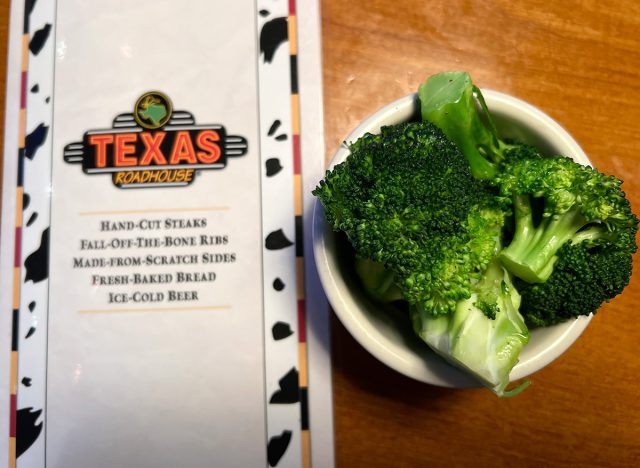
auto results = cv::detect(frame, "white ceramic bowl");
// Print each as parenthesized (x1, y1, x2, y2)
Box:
(313, 90, 593, 388)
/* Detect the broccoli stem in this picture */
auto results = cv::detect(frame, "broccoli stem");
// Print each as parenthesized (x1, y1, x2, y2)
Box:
(354, 258, 404, 302)
(456, 136, 499, 180)
(500, 201, 589, 283)
(419, 72, 519, 180)
(572, 225, 610, 244)
(411, 259, 530, 396)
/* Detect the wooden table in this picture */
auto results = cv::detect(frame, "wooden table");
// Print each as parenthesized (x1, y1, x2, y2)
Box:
(1, 1, 639, 466)
(323, 1, 640, 467)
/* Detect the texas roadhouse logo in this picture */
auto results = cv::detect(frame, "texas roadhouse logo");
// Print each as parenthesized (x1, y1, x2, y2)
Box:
(64, 91, 248, 188)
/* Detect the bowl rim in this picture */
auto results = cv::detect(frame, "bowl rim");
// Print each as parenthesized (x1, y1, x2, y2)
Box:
(313, 90, 593, 387)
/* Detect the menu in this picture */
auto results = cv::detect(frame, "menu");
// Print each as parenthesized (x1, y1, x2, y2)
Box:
(0, 1, 333, 467)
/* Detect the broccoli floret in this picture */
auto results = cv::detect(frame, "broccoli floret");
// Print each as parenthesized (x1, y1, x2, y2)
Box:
(354, 257, 403, 303)
(313, 121, 507, 317)
(355, 256, 530, 396)
(419, 71, 638, 285)
(411, 259, 530, 396)
(497, 156, 638, 283)
(419, 71, 527, 179)
(502, 143, 543, 162)
(518, 242, 634, 327)
(317, 70, 637, 397)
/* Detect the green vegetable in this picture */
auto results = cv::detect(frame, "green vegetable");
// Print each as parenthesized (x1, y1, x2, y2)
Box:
(314, 70, 638, 396)
(411, 259, 530, 396)
(419, 71, 522, 179)
(354, 258, 403, 303)
(313, 119, 521, 395)
(420, 70, 638, 311)
(313, 121, 506, 317)
(496, 156, 638, 283)
(518, 242, 634, 327)
(354, 255, 529, 395)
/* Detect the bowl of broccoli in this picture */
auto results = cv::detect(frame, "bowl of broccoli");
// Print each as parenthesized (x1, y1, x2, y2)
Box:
(313, 71, 638, 396)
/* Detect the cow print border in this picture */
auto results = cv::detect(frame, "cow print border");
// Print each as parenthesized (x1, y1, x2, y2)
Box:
(258, 0, 312, 466)
(9, 0, 54, 465)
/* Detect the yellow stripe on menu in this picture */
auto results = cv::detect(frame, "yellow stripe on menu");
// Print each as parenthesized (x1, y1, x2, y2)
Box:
(9, 438, 16, 468)
(290, 94, 300, 135)
(18, 109, 26, 147)
(288, 15, 297, 55)
(15, 187, 23, 227)
(298, 342, 308, 387)
(301, 429, 310, 468)
(10, 352, 18, 395)
(21, 35, 28, 71)
(294, 174, 302, 216)
(13, 268, 21, 310)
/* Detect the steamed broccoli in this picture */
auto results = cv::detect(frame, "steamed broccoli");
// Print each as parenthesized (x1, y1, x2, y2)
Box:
(497, 156, 638, 283)
(420, 70, 638, 303)
(354, 258, 403, 303)
(313, 121, 507, 317)
(313, 119, 527, 395)
(419, 71, 540, 179)
(315, 70, 638, 397)
(518, 242, 634, 327)
(411, 258, 529, 396)
(354, 255, 530, 396)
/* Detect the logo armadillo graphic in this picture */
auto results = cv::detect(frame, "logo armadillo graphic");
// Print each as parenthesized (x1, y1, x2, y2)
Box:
(63, 92, 248, 188)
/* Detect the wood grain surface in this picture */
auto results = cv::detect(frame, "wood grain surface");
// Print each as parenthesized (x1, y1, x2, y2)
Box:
(321, 1, 640, 467)
(1, 1, 639, 467)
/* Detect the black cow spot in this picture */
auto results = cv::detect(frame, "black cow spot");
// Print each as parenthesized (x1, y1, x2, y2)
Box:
(268, 119, 281, 136)
(272, 277, 285, 291)
(260, 17, 287, 63)
(24, 228, 49, 283)
(269, 367, 299, 404)
(23, 193, 30, 210)
(45, 96, 50, 103)
(259, 9, 270, 17)
(26, 212, 38, 227)
(21, 377, 32, 387)
(272, 321, 293, 340)
(267, 430, 292, 467)
(265, 229, 293, 250)
(16, 407, 43, 458)
(29, 23, 51, 56)
(28, 301, 35, 312)
(266, 158, 283, 177)
(267, 119, 287, 141)
(30, 84, 39, 93)
(26, 0, 38, 16)
(25, 327, 36, 339)
(25, 123, 49, 160)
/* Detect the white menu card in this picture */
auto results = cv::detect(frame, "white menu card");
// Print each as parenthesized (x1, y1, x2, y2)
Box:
(0, 1, 334, 467)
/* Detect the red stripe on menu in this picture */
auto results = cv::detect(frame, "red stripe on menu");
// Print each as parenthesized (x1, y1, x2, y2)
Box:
(288, 0, 296, 15)
(20, 71, 27, 109)
(9, 394, 17, 437)
(297, 299, 306, 343)
(14, 228, 21, 267)
(292, 134, 301, 175)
